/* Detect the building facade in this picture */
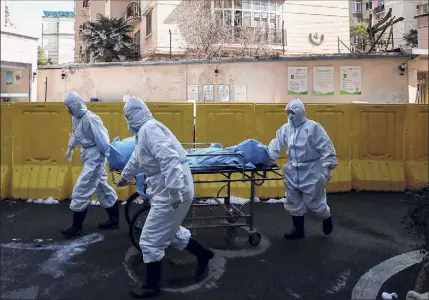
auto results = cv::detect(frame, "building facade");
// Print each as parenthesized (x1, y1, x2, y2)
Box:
(74, 0, 351, 62)
(42, 11, 75, 65)
(350, 0, 418, 48)
(415, 0, 428, 49)
(1, 1, 38, 102)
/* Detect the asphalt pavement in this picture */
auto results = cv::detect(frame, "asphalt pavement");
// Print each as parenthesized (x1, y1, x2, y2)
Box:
(0, 192, 422, 300)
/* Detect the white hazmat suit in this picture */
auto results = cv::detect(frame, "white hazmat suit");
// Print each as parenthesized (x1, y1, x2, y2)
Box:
(120, 96, 214, 299)
(65, 92, 118, 212)
(268, 99, 337, 238)
(120, 96, 194, 264)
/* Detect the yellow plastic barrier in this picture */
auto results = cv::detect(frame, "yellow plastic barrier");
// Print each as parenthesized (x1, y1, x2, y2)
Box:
(1, 104, 12, 199)
(148, 102, 194, 143)
(404, 105, 428, 189)
(11, 103, 71, 200)
(307, 104, 352, 193)
(253, 104, 288, 199)
(350, 104, 406, 191)
(195, 103, 255, 198)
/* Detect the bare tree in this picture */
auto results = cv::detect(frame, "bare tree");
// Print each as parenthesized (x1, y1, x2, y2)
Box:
(176, 0, 231, 59)
(176, 0, 271, 59)
(366, 8, 404, 53)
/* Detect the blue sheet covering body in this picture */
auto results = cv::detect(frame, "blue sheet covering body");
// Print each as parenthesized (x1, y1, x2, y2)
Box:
(107, 137, 271, 197)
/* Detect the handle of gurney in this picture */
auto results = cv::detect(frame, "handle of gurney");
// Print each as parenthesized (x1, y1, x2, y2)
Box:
(109, 169, 136, 186)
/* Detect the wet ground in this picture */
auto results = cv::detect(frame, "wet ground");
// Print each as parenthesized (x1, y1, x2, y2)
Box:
(0, 192, 423, 300)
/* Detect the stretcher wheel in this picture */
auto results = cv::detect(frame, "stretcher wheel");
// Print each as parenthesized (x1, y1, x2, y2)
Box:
(128, 204, 150, 251)
(125, 192, 142, 225)
(248, 232, 261, 246)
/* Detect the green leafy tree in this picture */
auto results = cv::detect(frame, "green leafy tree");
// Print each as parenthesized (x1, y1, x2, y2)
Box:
(350, 22, 369, 53)
(82, 14, 135, 62)
(403, 29, 418, 48)
(37, 46, 48, 66)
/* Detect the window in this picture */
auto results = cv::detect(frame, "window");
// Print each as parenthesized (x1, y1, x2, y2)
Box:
(215, 0, 223, 8)
(424, 3, 429, 14)
(83, 0, 90, 8)
(260, 0, 268, 11)
(243, 11, 251, 26)
(352, 2, 362, 13)
(224, 10, 232, 25)
(213, 0, 283, 44)
(146, 12, 152, 36)
(234, 10, 242, 26)
(365, 2, 372, 10)
(252, 0, 260, 10)
(269, 13, 276, 28)
(215, 10, 223, 25)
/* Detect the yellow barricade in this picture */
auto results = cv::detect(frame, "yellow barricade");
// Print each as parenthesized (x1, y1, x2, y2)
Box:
(1, 104, 12, 199)
(350, 104, 406, 191)
(11, 103, 71, 200)
(147, 102, 194, 143)
(404, 105, 428, 189)
(195, 103, 255, 198)
(307, 104, 352, 193)
(253, 104, 288, 199)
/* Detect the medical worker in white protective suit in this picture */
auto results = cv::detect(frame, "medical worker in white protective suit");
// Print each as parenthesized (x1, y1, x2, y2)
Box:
(268, 99, 337, 240)
(117, 96, 214, 299)
(61, 91, 119, 238)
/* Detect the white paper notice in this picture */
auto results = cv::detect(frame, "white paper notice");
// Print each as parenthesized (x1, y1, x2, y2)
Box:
(14, 71, 22, 85)
(187, 84, 199, 102)
(234, 85, 247, 102)
(203, 84, 214, 102)
(288, 67, 308, 95)
(218, 84, 230, 102)
(340, 66, 362, 95)
(313, 66, 334, 95)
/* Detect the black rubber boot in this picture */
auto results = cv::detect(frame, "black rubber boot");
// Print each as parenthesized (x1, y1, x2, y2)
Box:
(186, 237, 215, 282)
(129, 261, 161, 299)
(323, 216, 333, 235)
(98, 202, 119, 229)
(284, 216, 305, 240)
(61, 209, 88, 238)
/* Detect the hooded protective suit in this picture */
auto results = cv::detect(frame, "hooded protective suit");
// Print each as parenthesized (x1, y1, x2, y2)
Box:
(268, 99, 337, 219)
(120, 96, 193, 264)
(65, 91, 118, 212)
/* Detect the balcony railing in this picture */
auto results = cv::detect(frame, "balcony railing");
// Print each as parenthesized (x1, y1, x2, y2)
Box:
(126, 2, 141, 21)
(230, 26, 286, 46)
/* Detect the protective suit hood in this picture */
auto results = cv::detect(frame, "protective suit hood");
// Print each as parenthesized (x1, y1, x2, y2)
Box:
(64, 91, 88, 118)
(286, 99, 307, 127)
(123, 95, 153, 134)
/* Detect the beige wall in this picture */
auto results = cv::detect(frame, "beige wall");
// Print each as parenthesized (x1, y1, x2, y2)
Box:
(37, 57, 412, 103)
(141, 0, 158, 57)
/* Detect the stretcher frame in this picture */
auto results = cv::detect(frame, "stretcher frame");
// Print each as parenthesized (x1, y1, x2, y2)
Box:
(110, 142, 284, 249)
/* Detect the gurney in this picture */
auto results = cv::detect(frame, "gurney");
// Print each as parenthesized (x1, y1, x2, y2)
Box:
(109, 142, 284, 250)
